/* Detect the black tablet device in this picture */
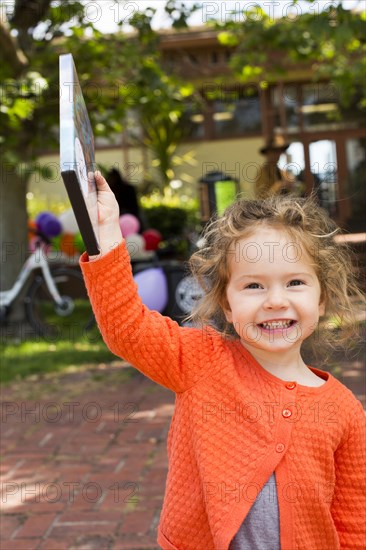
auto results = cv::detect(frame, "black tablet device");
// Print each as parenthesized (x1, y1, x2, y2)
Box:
(59, 53, 100, 256)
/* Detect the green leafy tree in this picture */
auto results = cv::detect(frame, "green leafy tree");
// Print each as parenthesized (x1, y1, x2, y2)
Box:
(0, 0, 196, 294)
(122, 8, 196, 192)
(216, 0, 366, 109)
(0, 0, 126, 291)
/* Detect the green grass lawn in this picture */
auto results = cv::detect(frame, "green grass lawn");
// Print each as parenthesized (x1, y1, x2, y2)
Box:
(0, 328, 117, 383)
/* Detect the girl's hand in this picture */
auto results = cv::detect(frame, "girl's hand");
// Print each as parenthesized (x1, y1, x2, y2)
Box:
(90, 171, 123, 259)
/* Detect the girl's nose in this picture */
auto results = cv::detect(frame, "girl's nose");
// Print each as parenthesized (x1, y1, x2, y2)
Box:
(263, 289, 289, 310)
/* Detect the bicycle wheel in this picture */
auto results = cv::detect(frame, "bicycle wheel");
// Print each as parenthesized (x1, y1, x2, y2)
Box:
(25, 267, 96, 340)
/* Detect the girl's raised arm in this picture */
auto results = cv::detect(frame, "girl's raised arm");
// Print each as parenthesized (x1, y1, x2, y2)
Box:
(79, 172, 219, 393)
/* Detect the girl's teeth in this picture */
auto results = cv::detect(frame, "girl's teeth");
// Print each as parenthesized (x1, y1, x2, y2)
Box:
(261, 320, 293, 329)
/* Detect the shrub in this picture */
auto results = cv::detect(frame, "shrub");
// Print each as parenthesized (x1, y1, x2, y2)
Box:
(140, 194, 200, 259)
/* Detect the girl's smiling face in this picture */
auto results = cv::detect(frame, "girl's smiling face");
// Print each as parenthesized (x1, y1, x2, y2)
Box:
(223, 226, 325, 358)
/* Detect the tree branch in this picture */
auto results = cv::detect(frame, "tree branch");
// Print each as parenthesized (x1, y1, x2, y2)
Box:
(10, 0, 52, 30)
(0, 10, 28, 77)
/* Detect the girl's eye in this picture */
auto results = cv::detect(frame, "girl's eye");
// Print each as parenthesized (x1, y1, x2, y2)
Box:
(245, 283, 262, 289)
(288, 279, 304, 287)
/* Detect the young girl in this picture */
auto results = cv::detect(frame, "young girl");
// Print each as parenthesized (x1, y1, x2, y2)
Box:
(80, 172, 365, 550)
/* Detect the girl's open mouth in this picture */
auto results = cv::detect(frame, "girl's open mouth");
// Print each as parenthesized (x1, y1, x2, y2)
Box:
(258, 320, 297, 331)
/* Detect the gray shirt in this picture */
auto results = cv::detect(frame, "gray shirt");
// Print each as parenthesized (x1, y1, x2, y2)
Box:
(228, 472, 280, 550)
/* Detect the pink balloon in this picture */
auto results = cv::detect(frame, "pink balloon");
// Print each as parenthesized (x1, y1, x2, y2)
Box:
(119, 214, 140, 237)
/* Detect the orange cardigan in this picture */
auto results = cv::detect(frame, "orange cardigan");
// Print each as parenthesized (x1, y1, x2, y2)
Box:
(80, 242, 366, 550)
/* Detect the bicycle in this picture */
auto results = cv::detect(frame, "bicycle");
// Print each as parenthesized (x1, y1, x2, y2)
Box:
(1, 230, 203, 341)
(0, 230, 95, 340)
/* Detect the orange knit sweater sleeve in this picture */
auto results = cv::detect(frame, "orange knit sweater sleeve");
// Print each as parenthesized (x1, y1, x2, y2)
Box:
(80, 241, 222, 394)
(330, 399, 366, 549)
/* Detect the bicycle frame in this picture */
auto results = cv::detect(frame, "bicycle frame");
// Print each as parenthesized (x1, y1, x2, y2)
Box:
(0, 244, 66, 309)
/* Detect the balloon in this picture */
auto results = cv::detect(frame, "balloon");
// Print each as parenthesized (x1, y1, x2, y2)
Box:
(142, 229, 162, 251)
(47, 218, 62, 238)
(59, 209, 79, 234)
(133, 268, 168, 312)
(36, 212, 62, 238)
(74, 232, 85, 253)
(35, 212, 50, 226)
(119, 214, 140, 238)
(51, 235, 62, 251)
(125, 234, 145, 259)
(60, 233, 78, 256)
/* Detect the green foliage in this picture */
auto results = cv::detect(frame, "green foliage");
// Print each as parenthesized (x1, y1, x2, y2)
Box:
(123, 10, 197, 188)
(142, 203, 198, 240)
(1, 3, 131, 171)
(0, 0, 197, 181)
(142, 205, 187, 240)
(0, 0, 200, 295)
(140, 191, 200, 258)
(216, 1, 366, 109)
(164, 0, 201, 29)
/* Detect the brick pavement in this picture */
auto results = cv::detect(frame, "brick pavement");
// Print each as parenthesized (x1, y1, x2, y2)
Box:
(1, 356, 365, 550)
(1, 365, 174, 550)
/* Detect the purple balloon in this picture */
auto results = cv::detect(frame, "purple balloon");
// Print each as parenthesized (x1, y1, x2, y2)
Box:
(35, 212, 50, 226)
(44, 218, 62, 238)
(37, 213, 62, 238)
(133, 267, 168, 312)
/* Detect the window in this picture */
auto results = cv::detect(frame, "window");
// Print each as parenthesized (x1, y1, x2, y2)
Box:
(180, 103, 205, 139)
(272, 84, 300, 133)
(212, 88, 262, 137)
(270, 82, 363, 133)
(302, 83, 341, 131)
(346, 137, 366, 231)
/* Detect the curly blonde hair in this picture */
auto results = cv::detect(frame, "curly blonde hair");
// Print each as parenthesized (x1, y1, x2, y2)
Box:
(188, 195, 363, 352)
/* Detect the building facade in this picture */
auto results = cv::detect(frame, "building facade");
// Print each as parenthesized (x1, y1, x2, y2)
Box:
(29, 26, 365, 230)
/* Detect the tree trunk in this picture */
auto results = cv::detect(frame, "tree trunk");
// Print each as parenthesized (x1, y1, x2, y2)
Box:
(0, 167, 28, 322)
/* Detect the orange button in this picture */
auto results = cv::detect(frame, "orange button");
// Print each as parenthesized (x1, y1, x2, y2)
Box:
(282, 409, 292, 418)
(276, 443, 285, 452)
(285, 382, 296, 390)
